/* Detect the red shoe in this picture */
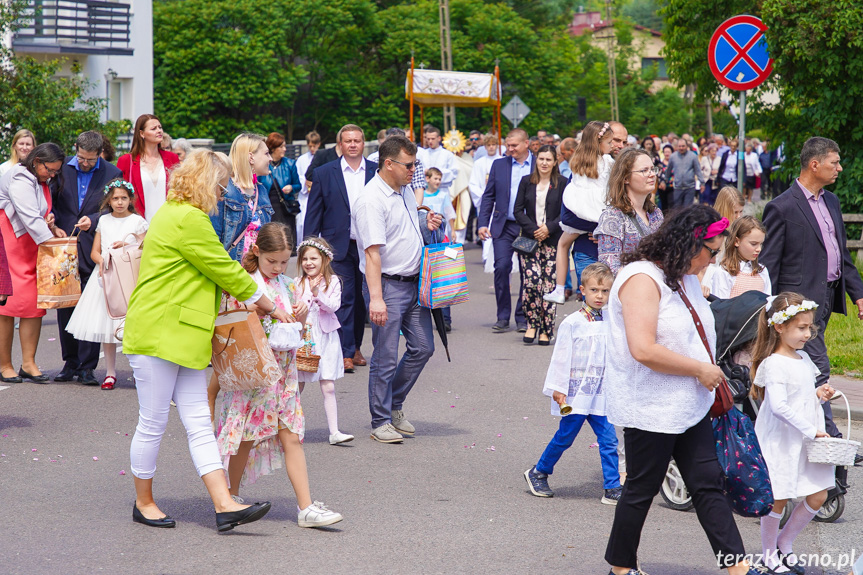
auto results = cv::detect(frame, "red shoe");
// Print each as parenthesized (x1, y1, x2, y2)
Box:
(101, 375, 117, 390)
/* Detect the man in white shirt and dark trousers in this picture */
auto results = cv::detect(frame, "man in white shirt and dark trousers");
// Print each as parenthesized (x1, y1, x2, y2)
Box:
(354, 135, 443, 444)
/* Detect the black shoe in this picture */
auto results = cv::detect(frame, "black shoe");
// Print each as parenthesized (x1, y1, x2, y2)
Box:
(601, 486, 623, 505)
(54, 367, 78, 382)
(444, 322, 452, 332)
(216, 501, 272, 532)
(516, 322, 528, 333)
(855, 452, 862, 467)
(779, 552, 805, 575)
(522, 331, 536, 344)
(492, 320, 509, 332)
(524, 466, 553, 497)
(538, 336, 551, 347)
(77, 369, 99, 386)
(19, 368, 49, 383)
(132, 504, 176, 528)
(0, 373, 22, 383)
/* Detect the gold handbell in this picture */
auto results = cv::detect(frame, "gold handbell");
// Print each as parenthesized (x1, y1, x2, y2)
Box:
(560, 404, 573, 415)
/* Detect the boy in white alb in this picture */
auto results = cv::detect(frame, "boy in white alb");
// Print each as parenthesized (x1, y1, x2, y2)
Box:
(524, 263, 622, 504)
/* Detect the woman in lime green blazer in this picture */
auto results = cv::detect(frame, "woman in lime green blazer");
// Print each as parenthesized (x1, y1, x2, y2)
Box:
(124, 150, 291, 532)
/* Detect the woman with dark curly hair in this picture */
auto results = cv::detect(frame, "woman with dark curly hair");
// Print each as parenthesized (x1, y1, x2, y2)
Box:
(602, 205, 761, 575)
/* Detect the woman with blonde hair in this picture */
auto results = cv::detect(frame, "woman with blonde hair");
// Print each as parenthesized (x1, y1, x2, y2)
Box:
(0, 129, 37, 177)
(123, 149, 290, 531)
(210, 133, 274, 262)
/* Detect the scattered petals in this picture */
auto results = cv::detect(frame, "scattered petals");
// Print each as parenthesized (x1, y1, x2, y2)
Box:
(33, 458, 38, 461)
(119, 470, 126, 475)
(432, 389, 438, 393)
(48, 337, 56, 341)
(497, 434, 502, 437)
(31, 448, 37, 452)
(455, 396, 460, 399)
(486, 446, 495, 452)
(589, 442, 599, 449)
(92, 456, 99, 461)
(523, 417, 529, 420)
(450, 405, 455, 408)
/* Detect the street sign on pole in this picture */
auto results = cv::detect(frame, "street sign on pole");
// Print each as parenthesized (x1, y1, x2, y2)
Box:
(707, 15, 773, 193)
(502, 96, 530, 128)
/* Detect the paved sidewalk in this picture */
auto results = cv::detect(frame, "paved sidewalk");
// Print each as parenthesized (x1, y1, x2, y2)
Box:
(829, 374, 863, 423)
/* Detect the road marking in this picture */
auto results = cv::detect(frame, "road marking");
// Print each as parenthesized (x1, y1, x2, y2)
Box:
(0, 385, 9, 392)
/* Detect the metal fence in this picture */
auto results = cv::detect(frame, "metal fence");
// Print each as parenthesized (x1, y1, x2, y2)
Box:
(13, 0, 132, 53)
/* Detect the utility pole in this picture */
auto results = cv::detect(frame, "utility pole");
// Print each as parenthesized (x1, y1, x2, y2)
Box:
(599, 0, 619, 122)
(439, 0, 455, 132)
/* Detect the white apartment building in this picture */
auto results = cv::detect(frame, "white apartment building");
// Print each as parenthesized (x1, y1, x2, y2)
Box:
(7, 0, 153, 124)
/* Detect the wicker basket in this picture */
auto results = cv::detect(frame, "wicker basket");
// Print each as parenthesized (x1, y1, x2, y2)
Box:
(805, 391, 861, 466)
(296, 348, 321, 373)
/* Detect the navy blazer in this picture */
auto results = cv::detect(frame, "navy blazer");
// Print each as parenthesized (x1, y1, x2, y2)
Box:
(760, 180, 863, 318)
(304, 158, 377, 261)
(477, 153, 535, 238)
(51, 157, 122, 275)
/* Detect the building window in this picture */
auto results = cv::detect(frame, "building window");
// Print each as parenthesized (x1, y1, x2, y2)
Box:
(642, 57, 668, 80)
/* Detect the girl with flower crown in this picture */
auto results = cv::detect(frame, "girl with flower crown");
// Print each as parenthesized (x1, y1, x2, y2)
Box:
(294, 237, 353, 445)
(66, 179, 147, 390)
(749, 292, 836, 574)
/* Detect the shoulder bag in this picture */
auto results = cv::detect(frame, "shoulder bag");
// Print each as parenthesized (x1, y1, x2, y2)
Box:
(677, 286, 734, 417)
(512, 233, 539, 256)
(102, 232, 145, 319)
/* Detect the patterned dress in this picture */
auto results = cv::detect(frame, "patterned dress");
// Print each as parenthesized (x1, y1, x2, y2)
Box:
(594, 206, 664, 275)
(216, 271, 304, 487)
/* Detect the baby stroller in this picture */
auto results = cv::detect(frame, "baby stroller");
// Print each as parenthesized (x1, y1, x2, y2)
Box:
(659, 291, 850, 523)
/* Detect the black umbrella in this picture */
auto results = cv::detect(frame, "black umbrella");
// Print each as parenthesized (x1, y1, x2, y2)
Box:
(431, 308, 451, 362)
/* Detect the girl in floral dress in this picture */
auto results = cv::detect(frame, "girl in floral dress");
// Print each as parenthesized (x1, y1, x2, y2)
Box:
(216, 222, 343, 528)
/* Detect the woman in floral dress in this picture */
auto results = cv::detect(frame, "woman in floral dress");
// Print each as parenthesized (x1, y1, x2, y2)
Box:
(216, 222, 343, 528)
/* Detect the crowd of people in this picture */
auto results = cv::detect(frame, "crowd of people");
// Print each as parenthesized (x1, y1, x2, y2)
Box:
(1, 114, 861, 574)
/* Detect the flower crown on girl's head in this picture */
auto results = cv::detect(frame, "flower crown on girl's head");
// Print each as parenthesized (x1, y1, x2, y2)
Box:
(104, 179, 134, 196)
(597, 122, 610, 138)
(298, 239, 334, 260)
(765, 295, 818, 326)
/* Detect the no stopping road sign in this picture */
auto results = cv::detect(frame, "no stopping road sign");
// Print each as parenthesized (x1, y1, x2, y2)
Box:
(708, 15, 773, 91)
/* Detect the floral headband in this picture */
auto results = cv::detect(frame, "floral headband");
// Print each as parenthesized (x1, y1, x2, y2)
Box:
(104, 179, 134, 196)
(298, 239, 334, 260)
(597, 122, 610, 138)
(765, 295, 818, 326)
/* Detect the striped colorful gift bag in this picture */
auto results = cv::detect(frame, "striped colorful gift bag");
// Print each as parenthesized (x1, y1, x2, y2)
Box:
(419, 239, 470, 309)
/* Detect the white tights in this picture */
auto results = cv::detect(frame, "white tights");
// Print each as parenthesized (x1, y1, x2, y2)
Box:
(300, 379, 340, 435)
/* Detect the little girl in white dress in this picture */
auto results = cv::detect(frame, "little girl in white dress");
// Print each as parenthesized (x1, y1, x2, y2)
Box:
(294, 238, 352, 445)
(67, 179, 147, 390)
(750, 292, 836, 574)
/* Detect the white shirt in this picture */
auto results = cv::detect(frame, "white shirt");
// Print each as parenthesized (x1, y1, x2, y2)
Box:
(141, 159, 167, 222)
(468, 154, 502, 209)
(296, 151, 313, 192)
(721, 151, 738, 182)
(367, 150, 379, 163)
(418, 145, 457, 190)
(744, 151, 762, 177)
(341, 157, 366, 240)
(605, 261, 715, 433)
(353, 172, 424, 276)
(705, 260, 772, 299)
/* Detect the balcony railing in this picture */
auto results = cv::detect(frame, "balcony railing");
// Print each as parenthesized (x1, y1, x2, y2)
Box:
(12, 0, 133, 56)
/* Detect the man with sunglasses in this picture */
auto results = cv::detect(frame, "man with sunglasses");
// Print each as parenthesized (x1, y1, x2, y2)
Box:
(51, 131, 122, 385)
(666, 138, 706, 212)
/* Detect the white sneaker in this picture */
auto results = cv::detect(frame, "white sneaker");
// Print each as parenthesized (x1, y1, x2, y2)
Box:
(329, 432, 354, 445)
(298, 501, 343, 528)
(543, 289, 566, 305)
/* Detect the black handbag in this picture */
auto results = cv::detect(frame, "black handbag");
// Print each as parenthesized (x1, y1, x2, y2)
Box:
(270, 177, 301, 216)
(512, 234, 539, 256)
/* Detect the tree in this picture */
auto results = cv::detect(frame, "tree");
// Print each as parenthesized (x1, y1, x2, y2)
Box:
(759, 0, 863, 212)
(0, 0, 115, 155)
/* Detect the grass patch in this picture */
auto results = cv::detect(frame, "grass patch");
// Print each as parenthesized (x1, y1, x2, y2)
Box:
(826, 294, 863, 378)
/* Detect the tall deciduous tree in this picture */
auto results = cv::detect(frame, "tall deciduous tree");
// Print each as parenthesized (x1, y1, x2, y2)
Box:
(760, 0, 863, 212)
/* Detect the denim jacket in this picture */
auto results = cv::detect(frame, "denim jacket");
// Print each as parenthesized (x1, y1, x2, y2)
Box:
(258, 158, 301, 203)
(209, 178, 274, 261)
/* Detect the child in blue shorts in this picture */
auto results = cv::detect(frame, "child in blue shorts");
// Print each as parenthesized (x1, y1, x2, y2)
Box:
(524, 262, 622, 504)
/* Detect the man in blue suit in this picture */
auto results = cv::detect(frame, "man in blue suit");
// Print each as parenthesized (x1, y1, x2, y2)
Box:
(477, 128, 532, 332)
(51, 131, 122, 384)
(305, 124, 376, 372)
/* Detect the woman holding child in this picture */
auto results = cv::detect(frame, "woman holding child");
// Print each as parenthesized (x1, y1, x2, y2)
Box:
(603, 204, 762, 575)
(594, 149, 664, 275)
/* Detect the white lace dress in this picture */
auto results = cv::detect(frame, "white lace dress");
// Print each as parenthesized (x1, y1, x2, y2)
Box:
(753, 352, 835, 499)
(66, 213, 148, 343)
(560, 154, 615, 234)
(605, 261, 715, 433)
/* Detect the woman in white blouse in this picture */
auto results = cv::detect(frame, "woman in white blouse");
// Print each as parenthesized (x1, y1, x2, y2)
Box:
(118, 114, 180, 221)
(603, 205, 760, 575)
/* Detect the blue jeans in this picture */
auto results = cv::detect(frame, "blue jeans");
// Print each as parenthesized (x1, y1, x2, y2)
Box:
(363, 277, 435, 428)
(536, 413, 621, 489)
(572, 251, 598, 292)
